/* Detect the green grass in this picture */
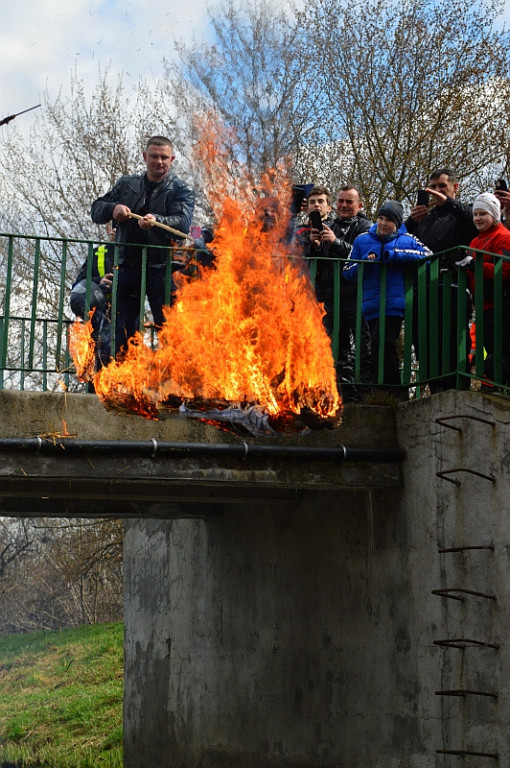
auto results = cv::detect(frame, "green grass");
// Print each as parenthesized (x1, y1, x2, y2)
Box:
(0, 622, 123, 768)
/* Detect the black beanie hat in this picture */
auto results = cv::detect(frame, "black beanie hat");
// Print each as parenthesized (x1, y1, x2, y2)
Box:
(378, 200, 403, 228)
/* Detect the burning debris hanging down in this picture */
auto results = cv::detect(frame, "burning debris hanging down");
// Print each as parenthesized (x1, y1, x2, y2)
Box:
(70, 137, 341, 436)
(70, 197, 341, 437)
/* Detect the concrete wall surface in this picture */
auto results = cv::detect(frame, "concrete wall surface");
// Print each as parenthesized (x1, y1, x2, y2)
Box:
(396, 391, 510, 767)
(123, 391, 510, 768)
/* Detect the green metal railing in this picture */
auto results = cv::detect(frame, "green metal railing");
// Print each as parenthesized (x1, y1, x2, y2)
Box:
(307, 244, 510, 398)
(0, 233, 193, 391)
(0, 232, 508, 397)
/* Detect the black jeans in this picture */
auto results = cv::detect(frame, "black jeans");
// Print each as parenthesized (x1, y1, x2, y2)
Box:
(115, 261, 173, 355)
(368, 315, 403, 388)
(323, 291, 372, 386)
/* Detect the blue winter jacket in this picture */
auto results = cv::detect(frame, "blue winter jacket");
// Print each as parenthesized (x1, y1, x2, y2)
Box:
(343, 222, 430, 321)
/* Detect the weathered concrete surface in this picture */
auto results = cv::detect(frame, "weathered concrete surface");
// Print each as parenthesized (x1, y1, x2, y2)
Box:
(395, 390, 510, 766)
(123, 391, 510, 768)
(2, 388, 508, 766)
(0, 391, 401, 516)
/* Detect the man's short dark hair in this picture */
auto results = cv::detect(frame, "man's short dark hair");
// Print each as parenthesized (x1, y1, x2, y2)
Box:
(429, 168, 458, 183)
(338, 185, 362, 197)
(146, 135, 173, 151)
(308, 186, 332, 204)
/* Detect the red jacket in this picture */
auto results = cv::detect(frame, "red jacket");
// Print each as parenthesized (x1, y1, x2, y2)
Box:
(468, 223, 510, 310)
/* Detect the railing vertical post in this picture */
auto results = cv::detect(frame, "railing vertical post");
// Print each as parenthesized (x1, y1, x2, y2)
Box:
(42, 320, 48, 392)
(473, 257, 485, 382)
(20, 318, 26, 391)
(28, 239, 41, 369)
(56, 239, 68, 367)
(84, 242, 96, 317)
(139, 247, 148, 335)
(493, 256, 503, 384)
(164, 248, 173, 310)
(455, 267, 469, 389)
(110, 244, 120, 360)
(429, 259, 440, 382)
(416, 261, 428, 384)
(441, 271, 453, 383)
(402, 271, 414, 386)
(1, 237, 15, 378)
(331, 260, 340, 362)
(354, 263, 363, 382)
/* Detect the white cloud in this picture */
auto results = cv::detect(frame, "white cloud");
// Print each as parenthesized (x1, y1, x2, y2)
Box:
(2, 0, 509, 130)
(0, 0, 210, 124)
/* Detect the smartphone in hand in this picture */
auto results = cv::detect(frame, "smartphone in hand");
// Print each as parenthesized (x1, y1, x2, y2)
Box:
(309, 210, 324, 231)
(495, 179, 508, 192)
(416, 189, 429, 207)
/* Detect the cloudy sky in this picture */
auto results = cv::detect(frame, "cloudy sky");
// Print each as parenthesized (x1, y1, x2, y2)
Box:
(2, 0, 510, 131)
(1, 0, 213, 127)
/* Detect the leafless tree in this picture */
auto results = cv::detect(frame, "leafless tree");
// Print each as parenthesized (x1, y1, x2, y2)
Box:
(298, 0, 510, 214)
(0, 519, 33, 577)
(171, 0, 319, 181)
(2, 0, 510, 228)
(0, 518, 122, 635)
(0, 66, 192, 241)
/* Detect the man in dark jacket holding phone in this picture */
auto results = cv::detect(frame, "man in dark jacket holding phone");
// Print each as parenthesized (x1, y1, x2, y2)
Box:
(91, 135, 195, 356)
(296, 185, 372, 400)
(405, 168, 477, 391)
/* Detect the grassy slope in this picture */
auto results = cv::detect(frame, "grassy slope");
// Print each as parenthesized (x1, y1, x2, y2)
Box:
(0, 622, 123, 768)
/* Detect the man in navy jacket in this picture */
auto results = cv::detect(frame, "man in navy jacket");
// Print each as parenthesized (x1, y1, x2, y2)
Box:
(91, 136, 195, 356)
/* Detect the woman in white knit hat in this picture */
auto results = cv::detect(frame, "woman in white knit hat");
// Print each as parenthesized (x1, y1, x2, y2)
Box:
(467, 191, 510, 384)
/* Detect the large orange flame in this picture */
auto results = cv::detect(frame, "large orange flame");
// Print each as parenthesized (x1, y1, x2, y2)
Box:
(72, 116, 342, 434)
(69, 313, 96, 382)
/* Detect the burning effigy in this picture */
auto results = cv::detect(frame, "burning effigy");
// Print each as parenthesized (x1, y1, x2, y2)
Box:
(70, 117, 342, 437)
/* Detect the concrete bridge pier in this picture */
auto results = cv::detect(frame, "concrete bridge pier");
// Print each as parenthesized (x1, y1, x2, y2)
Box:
(119, 400, 409, 768)
(123, 490, 410, 768)
(122, 391, 510, 768)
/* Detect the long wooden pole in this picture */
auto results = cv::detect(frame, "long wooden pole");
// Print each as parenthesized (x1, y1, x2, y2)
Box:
(127, 212, 193, 242)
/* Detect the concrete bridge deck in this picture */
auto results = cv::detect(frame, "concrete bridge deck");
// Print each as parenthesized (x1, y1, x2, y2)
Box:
(0, 391, 402, 517)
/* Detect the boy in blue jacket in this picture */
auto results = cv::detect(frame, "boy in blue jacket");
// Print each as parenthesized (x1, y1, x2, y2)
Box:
(343, 200, 430, 395)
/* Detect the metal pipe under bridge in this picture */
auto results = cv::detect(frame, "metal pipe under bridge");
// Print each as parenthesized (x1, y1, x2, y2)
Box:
(0, 390, 403, 518)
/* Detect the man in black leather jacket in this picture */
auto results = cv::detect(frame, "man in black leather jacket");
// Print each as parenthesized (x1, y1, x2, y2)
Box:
(296, 186, 372, 400)
(91, 135, 195, 355)
(405, 168, 477, 391)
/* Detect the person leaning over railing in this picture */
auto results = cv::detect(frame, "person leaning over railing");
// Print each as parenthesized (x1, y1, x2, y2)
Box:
(343, 201, 431, 400)
(457, 192, 510, 387)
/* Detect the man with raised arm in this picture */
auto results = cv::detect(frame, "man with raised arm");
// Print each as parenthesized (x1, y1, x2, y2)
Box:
(405, 168, 477, 391)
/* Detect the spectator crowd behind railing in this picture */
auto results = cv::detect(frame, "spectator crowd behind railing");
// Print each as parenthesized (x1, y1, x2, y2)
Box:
(0, 229, 509, 399)
(3, 134, 508, 403)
